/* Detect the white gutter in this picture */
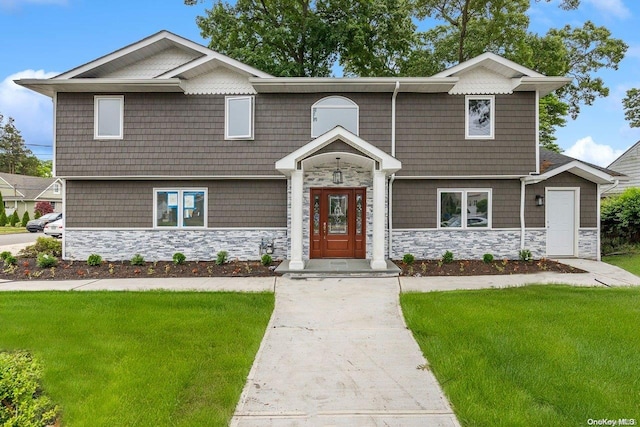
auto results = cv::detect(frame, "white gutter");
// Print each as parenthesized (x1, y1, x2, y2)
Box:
(52, 93, 57, 177)
(388, 81, 400, 259)
(600, 178, 620, 195)
(520, 178, 526, 250)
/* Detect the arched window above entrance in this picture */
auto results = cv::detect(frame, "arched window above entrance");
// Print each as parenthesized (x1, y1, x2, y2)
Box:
(311, 96, 359, 137)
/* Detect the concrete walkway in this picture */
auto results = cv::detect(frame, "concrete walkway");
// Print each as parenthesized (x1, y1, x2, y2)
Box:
(231, 277, 459, 426)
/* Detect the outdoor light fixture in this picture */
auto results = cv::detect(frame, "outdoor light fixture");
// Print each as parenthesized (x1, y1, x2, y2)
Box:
(333, 157, 343, 184)
(535, 194, 544, 206)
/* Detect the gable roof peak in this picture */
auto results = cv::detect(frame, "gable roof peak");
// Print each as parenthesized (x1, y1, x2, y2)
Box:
(433, 52, 546, 79)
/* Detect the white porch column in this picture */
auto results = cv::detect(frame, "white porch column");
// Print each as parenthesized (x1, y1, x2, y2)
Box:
(371, 169, 387, 270)
(289, 170, 305, 270)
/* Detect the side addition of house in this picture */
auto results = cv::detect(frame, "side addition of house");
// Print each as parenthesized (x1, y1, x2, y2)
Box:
(16, 31, 623, 268)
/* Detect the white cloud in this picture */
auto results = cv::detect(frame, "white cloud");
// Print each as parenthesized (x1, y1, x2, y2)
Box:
(0, 70, 58, 155)
(564, 136, 626, 167)
(585, 0, 631, 19)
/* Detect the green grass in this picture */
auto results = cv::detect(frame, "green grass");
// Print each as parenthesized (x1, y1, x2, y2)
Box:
(603, 251, 640, 276)
(0, 226, 27, 234)
(0, 291, 274, 426)
(401, 286, 640, 426)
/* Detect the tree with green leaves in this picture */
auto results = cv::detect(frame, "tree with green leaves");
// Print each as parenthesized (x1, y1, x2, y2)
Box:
(0, 114, 50, 176)
(9, 211, 19, 227)
(623, 88, 640, 128)
(187, 0, 416, 77)
(21, 211, 30, 227)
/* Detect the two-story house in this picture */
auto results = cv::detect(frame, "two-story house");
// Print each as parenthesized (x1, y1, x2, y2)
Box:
(17, 31, 621, 269)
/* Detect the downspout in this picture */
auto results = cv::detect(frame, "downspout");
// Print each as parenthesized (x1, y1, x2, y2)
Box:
(388, 81, 400, 259)
(520, 178, 526, 250)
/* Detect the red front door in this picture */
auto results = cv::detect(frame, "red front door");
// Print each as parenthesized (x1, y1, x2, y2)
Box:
(310, 188, 365, 259)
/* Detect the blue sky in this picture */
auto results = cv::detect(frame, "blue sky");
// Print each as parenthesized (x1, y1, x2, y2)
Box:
(1, 0, 639, 167)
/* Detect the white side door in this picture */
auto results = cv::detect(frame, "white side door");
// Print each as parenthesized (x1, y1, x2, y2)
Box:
(546, 189, 577, 257)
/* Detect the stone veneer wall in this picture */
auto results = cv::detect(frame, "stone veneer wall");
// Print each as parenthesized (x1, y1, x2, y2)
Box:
(64, 229, 287, 261)
(578, 228, 599, 260)
(391, 228, 599, 260)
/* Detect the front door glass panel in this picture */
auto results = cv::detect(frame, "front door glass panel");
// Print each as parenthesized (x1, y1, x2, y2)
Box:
(328, 195, 348, 234)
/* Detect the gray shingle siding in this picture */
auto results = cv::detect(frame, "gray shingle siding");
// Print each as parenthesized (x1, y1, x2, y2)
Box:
(395, 93, 536, 176)
(66, 179, 286, 228)
(392, 179, 521, 229)
(55, 91, 537, 177)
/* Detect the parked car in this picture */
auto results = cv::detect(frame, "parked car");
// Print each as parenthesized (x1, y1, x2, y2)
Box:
(43, 218, 63, 238)
(26, 212, 62, 232)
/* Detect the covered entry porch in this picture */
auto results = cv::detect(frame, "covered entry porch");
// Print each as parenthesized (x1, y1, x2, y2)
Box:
(276, 127, 401, 271)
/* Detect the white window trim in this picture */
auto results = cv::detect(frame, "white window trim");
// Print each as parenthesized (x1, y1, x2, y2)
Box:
(311, 95, 359, 138)
(465, 95, 495, 140)
(153, 188, 208, 229)
(437, 188, 492, 229)
(94, 95, 124, 139)
(225, 95, 254, 140)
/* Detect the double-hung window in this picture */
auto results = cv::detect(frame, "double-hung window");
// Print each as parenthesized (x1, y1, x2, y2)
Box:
(311, 96, 358, 137)
(465, 95, 494, 139)
(225, 96, 254, 140)
(52, 182, 61, 195)
(155, 189, 207, 228)
(94, 95, 124, 139)
(439, 189, 491, 229)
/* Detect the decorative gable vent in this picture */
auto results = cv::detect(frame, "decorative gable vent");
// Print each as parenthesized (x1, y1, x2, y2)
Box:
(449, 66, 513, 95)
(184, 68, 256, 95)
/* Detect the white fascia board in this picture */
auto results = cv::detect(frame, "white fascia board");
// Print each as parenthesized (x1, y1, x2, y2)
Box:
(433, 52, 546, 78)
(14, 78, 185, 98)
(60, 175, 286, 180)
(159, 52, 272, 79)
(523, 161, 618, 185)
(249, 77, 457, 93)
(394, 175, 527, 179)
(512, 77, 572, 97)
(275, 126, 401, 174)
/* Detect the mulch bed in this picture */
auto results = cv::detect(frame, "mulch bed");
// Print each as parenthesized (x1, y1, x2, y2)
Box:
(0, 259, 281, 281)
(396, 259, 585, 276)
(0, 257, 586, 281)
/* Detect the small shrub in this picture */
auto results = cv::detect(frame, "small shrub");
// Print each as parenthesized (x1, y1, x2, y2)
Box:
(21, 211, 30, 227)
(442, 250, 454, 264)
(34, 210, 41, 219)
(519, 249, 533, 262)
(9, 211, 19, 227)
(483, 253, 494, 264)
(261, 253, 272, 266)
(19, 237, 62, 258)
(216, 250, 228, 265)
(402, 253, 415, 265)
(0, 250, 12, 261)
(0, 211, 6, 226)
(3, 254, 17, 266)
(87, 254, 103, 266)
(36, 253, 58, 268)
(0, 351, 60, 427)
(173, 252, 186, 265)
(130, 253, 145, 266)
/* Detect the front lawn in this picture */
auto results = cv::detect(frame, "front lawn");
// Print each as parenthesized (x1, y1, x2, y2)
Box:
(0, 291, 274, 426)
(401, 286, 640, 426)
(603, 251, 640, 276)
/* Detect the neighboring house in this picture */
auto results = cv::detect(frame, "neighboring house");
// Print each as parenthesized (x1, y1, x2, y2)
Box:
(605, 140, 640, 195)
(0, 172, 62, 218)
(16, 31, 623, 266)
